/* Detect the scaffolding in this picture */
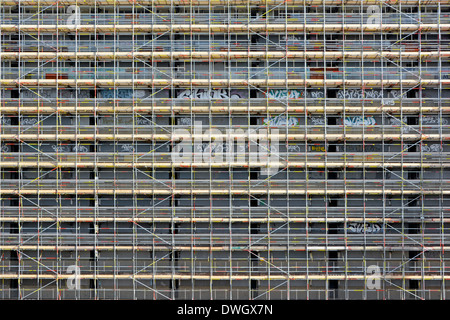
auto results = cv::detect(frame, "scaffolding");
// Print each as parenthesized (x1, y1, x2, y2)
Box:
(0, 0, 449, 300)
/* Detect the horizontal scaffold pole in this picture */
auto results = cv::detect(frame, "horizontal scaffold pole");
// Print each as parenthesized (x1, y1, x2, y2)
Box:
(0, 0, 448, 6)
(0, 161, 447, 169)
(0, 105, 449, 115)
(1, 79, 449, 88)
(0, 189, 446, 195)
(1, 51, 449, 61)
(0, 133, 447, 141)
(1, 24, 450, 33)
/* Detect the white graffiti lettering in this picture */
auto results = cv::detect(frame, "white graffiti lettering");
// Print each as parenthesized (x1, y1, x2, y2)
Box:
(177, 89, 243, 100)
(309, 117, 325, 125)
(422, 116, 448, 125)
(343, 116, 377, 126)
(348, 222, 382, 234)
(73, 145, 89, 153)
(421, 144, 443, 152)
(263, 115, 299, 127)
(121, 144, 135, 152)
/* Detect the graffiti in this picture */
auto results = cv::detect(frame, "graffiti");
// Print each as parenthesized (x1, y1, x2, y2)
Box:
(51, 145, 71, 152)
(0, 117, 11, 125)
(99, 89, 146, 99)
(421, 144, 443, 152)
(346, 145, 382, 152)
(263, 115, 299, 127)
(136, 118, 151, 125)
(73, 145, 89, 153)
(178, 117, 192, 125)
(309, 116, 325, 125)
(21, 118, 38, 125)
(1, 145, 9, 152)
(422, 116, 448, 125)
(310, 145, 326, 152)
(266, 89, 324, 99)
(176, 89, 246, 100)
(196, 142, 232, 153)
(348, 222, 382, 234)
(282, 35, 303, 41)
(121, 144, 135, 152)
(343, 116, 377, 126)
(337, 89, 399, 105)
(389, 117, 410, 132)
(287, 145, 301, 152)
(366, 5, 381, 24)
(20, 89, 90, 99)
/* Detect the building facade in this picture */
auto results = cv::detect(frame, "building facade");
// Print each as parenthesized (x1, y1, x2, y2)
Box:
(0, 0, 450, 299)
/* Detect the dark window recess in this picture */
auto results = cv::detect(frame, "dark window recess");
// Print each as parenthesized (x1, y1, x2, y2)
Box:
(11, 90, 19, 99)
(89, 171, 97, 180)
(89, 90, 96, 98)
(407, 117, 418, 125)
(409, 250, 421, 260)
(169, 279, 180, 290)
(328, 222, 339, 234)
(328, 171, 339, 179)
(171, 196, 179, 207)
(9, 170, 19, 180)
(251, 8, 261, 19)
(250, 117, 258, 125)
(408, 171, 419, 180)
(407, 143, 418, 152)
(9, 117, 19, 125)
(329, 280, 339, 289)
(250, 89, 257, 99)
(328, 117, 338, 125)
(329, 251, 338, 261)
(9, 251, 18, 269)
(408, 224, 421, 235)
(328, 144, 338, 152)
(328, 279, 339, 300)
(250, 170, 259, 180)
(328, 198, 338, 208)
(409, 279, 420, 291)
(251, 279, 258, 299)
(88, 223, 96, 234)
(10, 279, 18, 291)
(250, 198, 259, 207)
(250, 223, 259, 234)
(327, 89, 336, 98)
(407, 197, 419, 207)
(89, 279, 98, 289)
(250, 250, 259, 263)
(407, 90, 416, 98)
(170, 223, 179, 235)
(10, 223, 19, 234)
(10, 197, 19, 207)
(9, 144, 19, 152)
(89, 116, 96, 125)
